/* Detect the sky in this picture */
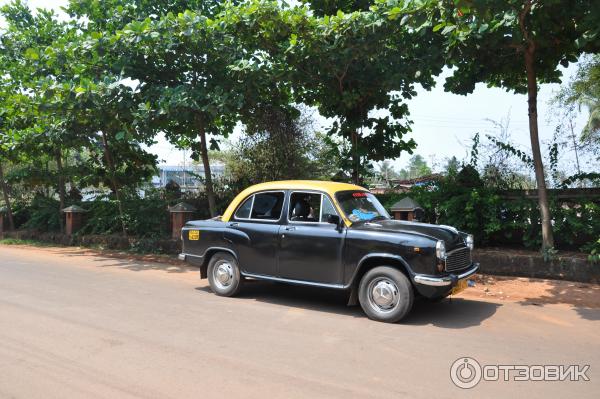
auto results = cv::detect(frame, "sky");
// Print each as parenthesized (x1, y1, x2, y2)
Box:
(1, 0, 593, 176)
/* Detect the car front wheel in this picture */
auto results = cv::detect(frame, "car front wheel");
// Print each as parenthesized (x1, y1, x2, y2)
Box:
(207, 252, 243, 297)
(358, 266, 414, 323)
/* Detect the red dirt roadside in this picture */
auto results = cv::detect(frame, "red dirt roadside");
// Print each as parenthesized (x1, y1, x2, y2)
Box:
(457, 273, 600, 308)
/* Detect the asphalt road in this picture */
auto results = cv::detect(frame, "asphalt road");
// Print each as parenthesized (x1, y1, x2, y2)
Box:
(1, 245, 598, 399)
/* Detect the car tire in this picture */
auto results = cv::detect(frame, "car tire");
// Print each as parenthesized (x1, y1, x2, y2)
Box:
(358, 266, 413, 323)
(207, 252, 243, 297)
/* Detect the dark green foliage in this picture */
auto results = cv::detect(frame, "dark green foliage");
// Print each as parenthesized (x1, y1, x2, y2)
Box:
(378, 167, 600, 252)
(79, 189, 170, 237)
(21, 195, 61, 232)
(301, 0, 372, 16)
(583, 239, 600, 263)
(219, 109, 337, 189)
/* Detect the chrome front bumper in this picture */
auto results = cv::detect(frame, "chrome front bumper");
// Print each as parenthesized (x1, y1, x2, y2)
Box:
(413, 263, 479, 287)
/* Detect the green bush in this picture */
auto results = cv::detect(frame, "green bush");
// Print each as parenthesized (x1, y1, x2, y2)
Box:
(377, 168, 599, 253)
(21, 196, 61, 232)
(79, 189, 170, 238)
(583, 239, 600, 263)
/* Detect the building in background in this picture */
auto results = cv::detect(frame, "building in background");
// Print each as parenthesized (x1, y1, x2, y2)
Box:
(152, 163, 225, 192)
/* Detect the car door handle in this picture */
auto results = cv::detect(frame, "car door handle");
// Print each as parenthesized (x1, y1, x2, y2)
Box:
(284, 226, 296, 231)
(228, 222, 239, 227)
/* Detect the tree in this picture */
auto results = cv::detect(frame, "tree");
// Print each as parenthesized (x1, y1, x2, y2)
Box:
(409, 0, 600, 251)
(444, 156, 460, 176)
(0, 83, 31, 231)
(556, 55, 600, 142)
(219, 108, 336, 187)
(228, 1, 445, 185)
(0, 1, 81, 232)
(0, 0, 159, 235)
(114, 9, 246, 217)
(377, 160, 399, 186)
(301, 0, 372, 16)
(398, 155, 432, 180)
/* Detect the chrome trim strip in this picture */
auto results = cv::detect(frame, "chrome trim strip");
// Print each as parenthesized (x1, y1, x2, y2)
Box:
(179, 252, 203, 260)
(413, 275, 453, 287)
(413, 263, 479, 287)
(445, 245, 468, 256)
(241, 272, 346, 289)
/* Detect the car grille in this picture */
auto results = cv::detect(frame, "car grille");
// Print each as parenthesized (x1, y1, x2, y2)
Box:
(445, 247, 471, 272)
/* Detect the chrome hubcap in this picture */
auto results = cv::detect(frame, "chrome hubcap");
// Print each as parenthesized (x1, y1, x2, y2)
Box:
(213, 261, 234, 289)
(368, 278, 400, 313)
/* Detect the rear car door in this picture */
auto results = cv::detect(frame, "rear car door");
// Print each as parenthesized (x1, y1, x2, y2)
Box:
(224, 191, 285, 277)
(278, 191, 345, 285)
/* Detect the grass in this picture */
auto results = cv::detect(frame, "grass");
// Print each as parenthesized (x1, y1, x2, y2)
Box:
(0, 238, 59, 247)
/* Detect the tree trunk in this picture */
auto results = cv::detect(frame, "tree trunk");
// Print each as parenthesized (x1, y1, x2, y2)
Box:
(351, 130, 360, 185)
(101, 131, 127, 236)
(0, 162, 15, 230)
(198, 125, 217, 217)
(524, 48, 554, 250)
(55, 148, 66, 233)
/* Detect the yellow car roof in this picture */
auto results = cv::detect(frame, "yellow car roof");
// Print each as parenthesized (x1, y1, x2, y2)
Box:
(221, 180, 367, 224)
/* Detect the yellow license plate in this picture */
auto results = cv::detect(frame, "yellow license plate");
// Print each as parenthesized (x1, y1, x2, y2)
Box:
(188, 230, 200, 240)
(451, 278, 469, 295)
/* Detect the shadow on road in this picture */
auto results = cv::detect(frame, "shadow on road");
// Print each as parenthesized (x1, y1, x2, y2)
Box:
(196, 281, 501, 327)
(403, 298, 501, 328)
(53, 249, 195, 274)
(197, 281, 365, 319)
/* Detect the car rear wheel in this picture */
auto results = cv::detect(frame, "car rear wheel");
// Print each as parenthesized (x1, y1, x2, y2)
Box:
(358, 266, 413, 323)
(207, 252, 243, 297)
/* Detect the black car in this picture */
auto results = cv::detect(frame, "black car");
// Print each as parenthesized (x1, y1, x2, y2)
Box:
(179, 180, 478, 323)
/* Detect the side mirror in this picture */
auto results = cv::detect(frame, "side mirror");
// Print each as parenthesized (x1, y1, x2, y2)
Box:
(326, 214, 341, 226)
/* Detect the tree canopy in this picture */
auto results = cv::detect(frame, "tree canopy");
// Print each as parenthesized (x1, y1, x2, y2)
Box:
(0, 0, 598, 251)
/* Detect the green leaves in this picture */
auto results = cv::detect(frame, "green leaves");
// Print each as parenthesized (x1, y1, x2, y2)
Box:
(24, 48, 39, 60)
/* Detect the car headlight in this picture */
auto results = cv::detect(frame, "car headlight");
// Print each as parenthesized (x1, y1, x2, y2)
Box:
(435, 240, 446, 259)
(466, 234, 474, 250)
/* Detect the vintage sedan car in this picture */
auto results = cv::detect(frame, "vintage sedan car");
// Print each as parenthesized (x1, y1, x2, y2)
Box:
(179, 180, 478, 323)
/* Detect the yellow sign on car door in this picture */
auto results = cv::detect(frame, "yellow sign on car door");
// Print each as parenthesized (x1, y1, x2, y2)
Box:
(189, 230, 200, 240)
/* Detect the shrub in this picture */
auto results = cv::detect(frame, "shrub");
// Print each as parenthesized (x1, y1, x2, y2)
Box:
(21, 196, 61, 232)
(377, 167, 599, 252)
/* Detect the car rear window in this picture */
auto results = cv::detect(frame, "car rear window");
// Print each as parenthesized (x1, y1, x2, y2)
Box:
(250, 192, 284, 220)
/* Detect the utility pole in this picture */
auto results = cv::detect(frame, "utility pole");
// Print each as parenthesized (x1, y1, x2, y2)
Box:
(568, 119, 583, 187)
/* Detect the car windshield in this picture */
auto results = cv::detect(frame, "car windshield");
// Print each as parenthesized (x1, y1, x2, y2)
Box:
(335, 191, 390, 223)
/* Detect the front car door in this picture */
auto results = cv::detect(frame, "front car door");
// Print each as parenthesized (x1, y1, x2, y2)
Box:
(278, 191, 345, 285)
(224, 191, 285, 277)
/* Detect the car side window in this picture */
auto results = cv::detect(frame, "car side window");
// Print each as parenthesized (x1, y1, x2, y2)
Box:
(234, 195, 253, 219)
(289, 192, 321, 222)
(251, 192, 284, 220)
(320, 195, 338, 222)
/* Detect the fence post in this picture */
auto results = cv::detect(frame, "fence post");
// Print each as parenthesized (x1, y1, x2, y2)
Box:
(62, 205, 88, 236)
(169, 202, 197, 240)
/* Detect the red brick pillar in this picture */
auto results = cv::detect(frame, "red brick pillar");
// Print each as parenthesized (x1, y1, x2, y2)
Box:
(169, 203, 197, 240)
(62, 206, 87, 235)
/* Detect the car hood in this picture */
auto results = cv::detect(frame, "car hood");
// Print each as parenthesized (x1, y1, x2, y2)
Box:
(352, 219, 465, 248)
